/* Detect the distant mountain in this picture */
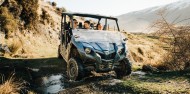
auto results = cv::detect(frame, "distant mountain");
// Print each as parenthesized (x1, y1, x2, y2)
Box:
(117, 0, 190, 33)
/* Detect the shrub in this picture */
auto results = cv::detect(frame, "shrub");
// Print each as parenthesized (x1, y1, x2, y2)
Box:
(52, 2, 57, 7)
(8, 38, 21, 54)
(6, 0, 22, 19)
(41, 8, 51, 24)
(0, 7, 18, 39)
(151, 10, 190, 71)
(17, 0, 39, 29)
(56, 7, 66, 15)
(0, 74, 25, 94)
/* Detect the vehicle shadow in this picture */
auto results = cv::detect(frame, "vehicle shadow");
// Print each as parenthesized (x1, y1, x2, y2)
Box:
(0, 56, 66, 83)
(0, 56, 68, 93)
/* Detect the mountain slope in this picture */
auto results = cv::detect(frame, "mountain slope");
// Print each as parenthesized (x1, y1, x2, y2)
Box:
(118, 0, 190, 33)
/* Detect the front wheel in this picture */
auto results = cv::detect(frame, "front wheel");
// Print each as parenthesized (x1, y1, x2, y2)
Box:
(115, 58, 132, 79)
(67, 58, 85, 81)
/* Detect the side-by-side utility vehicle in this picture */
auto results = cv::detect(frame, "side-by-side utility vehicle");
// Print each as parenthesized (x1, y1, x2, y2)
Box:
(58, 12, 132, 81)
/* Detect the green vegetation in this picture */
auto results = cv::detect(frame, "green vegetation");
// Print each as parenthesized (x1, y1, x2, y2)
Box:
(121, 71, 190, 93)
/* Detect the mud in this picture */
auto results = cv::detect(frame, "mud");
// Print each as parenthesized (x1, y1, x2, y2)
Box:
(0, 57, 137, 94)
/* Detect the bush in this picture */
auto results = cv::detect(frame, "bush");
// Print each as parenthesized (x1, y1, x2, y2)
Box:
(8, 38, 21, 54)
(0, 74, 24, 94)
(56, 7, 67, 15)
(0, 7, 18, 39)
(52, 2, 57, 7)
(41, 8, 52, 24)
(17, 0, 39, 28)
(151, 10, 190, 71)
(7, 0, 22, 19)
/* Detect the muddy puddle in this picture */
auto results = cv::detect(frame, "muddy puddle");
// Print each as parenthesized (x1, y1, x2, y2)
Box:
(0, 66, 67, 93)
(34, 74, 65, 93)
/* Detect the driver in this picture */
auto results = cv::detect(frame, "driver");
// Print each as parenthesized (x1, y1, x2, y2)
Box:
(84, 20, 91, 29)
(73, 19, 78, 29)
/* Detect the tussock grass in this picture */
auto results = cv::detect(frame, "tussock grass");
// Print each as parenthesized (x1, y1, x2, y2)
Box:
(8, 38, 21, 55)
(0, 74, 24, 94)
(0, 6, 18, 39)
(127, 33, 166, 69)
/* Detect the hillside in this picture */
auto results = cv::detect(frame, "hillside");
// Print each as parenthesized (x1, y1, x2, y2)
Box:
(0, 0, 62, 58)
(0, 0, 177, 68)
(118, 0, 190, 33)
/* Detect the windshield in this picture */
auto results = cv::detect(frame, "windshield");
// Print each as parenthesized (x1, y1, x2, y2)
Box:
(72, 30, 125, 44)
(69, 16, 119, 31)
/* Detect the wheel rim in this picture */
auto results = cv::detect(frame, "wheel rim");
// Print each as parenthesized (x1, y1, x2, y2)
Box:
(68, 61, 78, 80)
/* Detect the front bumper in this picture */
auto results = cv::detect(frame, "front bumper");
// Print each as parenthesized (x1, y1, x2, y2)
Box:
(78, 50, 127, 72)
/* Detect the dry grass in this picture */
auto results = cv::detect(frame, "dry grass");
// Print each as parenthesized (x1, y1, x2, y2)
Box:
(1, 0, 61, 58)
(8, 38, 22, 55)
(149, 10, 190, 70)
(126, 33, 166, 69)
(0, 6, 18, 39)
(0, 74, 24, 94)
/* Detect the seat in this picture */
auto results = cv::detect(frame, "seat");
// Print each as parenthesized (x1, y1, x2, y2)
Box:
(79, 22, 82, 29)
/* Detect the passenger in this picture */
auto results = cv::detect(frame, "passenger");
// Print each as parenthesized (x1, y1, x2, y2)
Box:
(84, 20, 91, 29)
(96, 23, 102, 30)
(73, 19, 78, 29)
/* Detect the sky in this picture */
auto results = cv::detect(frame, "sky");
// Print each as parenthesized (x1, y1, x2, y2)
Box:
(47, 0, 180, 16)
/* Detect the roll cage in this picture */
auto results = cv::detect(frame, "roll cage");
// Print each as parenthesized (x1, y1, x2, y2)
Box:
(60, 12, 120, 48)
(61, 12, 120, 31)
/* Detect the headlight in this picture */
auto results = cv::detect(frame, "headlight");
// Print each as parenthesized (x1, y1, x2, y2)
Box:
(85, 48, 91, 54)
(96, 53, 101, 58)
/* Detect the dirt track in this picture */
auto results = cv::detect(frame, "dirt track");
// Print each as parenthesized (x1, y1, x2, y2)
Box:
(0, 57, 134, 94)
(1, 57, 190, 94)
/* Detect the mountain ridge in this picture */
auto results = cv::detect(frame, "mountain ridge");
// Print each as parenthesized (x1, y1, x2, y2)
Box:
(117, 0, 190, 33)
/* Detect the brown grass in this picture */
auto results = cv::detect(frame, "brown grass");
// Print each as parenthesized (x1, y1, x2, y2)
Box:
(150, 10, 190, 71)
(127, 33, 166, 68)
(0, 74, 24, 94)
(0, 6, 18, 39)
(8, 38, 22, 55)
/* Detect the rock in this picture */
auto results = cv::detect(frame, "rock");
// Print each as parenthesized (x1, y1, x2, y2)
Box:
(0, 44, 11, 56)
(142, 64, 158, 72)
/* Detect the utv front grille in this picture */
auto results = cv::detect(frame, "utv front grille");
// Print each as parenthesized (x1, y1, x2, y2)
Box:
(98, 52, 116, 59)
(120, 48, 125, 55)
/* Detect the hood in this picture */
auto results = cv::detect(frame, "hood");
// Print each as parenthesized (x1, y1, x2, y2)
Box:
(72, 30, 126, 45)
(82, 42, 115, 51)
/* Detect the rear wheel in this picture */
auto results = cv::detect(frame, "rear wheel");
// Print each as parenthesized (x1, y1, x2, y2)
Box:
(115, 58, 132, 79)
(67, 58, 85, 81)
